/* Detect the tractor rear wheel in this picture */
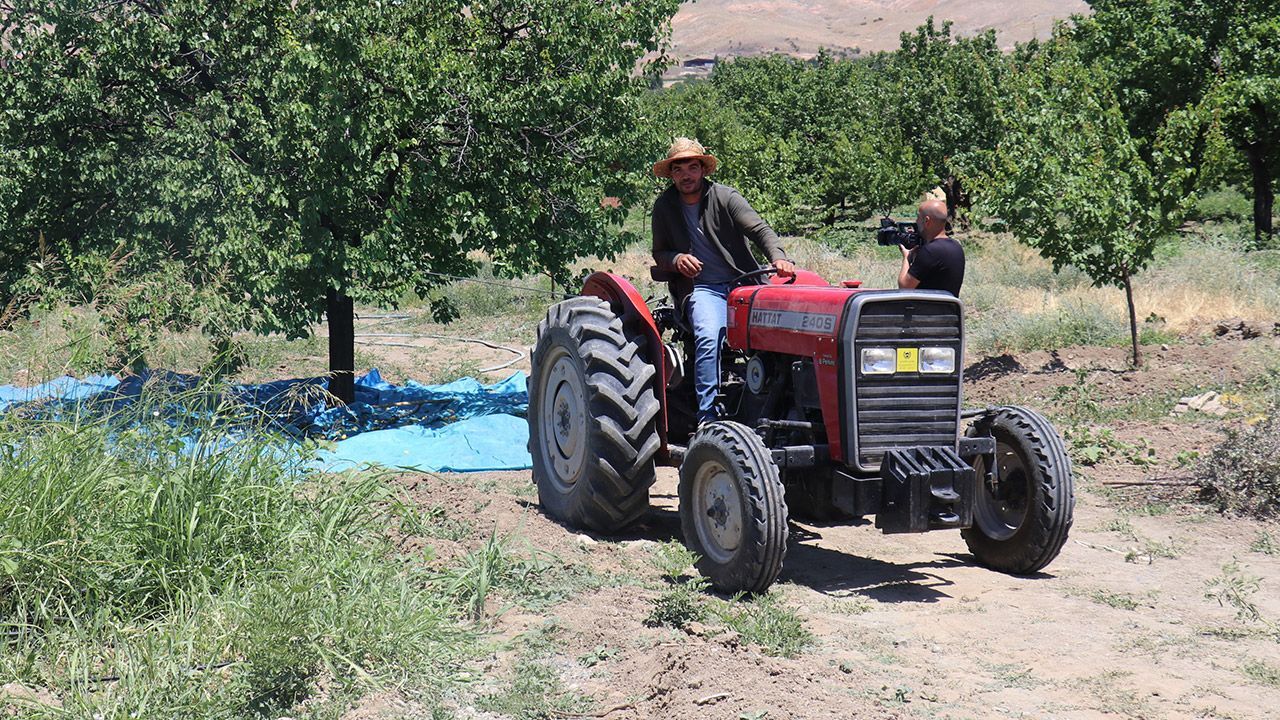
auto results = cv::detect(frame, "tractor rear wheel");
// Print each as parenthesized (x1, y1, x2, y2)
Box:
(679, 421, 788, 593)
(962, 406, 1074, 574)
(529, 297, 660, 533)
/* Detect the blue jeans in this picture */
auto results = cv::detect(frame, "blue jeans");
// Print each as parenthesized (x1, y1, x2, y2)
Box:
(687, 283, 730, 424)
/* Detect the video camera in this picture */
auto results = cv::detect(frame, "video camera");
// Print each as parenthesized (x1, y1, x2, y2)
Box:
(875, 217, 921, 250)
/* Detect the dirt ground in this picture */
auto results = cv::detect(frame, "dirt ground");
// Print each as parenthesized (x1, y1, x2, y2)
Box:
(356, 332, 1280, 720)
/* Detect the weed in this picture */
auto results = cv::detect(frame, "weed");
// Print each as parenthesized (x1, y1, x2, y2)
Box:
(1196, 410, 1280, 519)
(1204, 560, 1269, 626)
(1088, 590, 1142, 611)
(1100, 516, 1139, 541)
(713, 591, 812, 658)
(1052, 368, 1103, 420)
(577, 645, 617, 668)
(651, 540, 698, 582)
(1174, 450, 1202, 469)
(987, 662, 1041, 689)
(646, 586, 707, 629)
(1064, 425, 1157, 467)
(1251, 531, 1278, 556)
(644, 542, 708, 629)
(1077, 669, 1149, 717)
(438, 535, 605, 619)
(1241, 660, 1280, 688)
(1126, 537, 1182, 564)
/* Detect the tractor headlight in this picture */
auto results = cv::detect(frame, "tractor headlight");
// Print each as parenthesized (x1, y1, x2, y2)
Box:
(860, 347, 896, 375)
(919, 347, 956, 374)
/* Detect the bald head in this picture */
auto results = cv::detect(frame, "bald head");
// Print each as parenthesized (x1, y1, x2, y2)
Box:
(919, 200, 948, 222)
(916, 199, 949, 242)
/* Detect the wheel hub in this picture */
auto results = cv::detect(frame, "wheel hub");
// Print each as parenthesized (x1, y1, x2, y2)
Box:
(975, 441, 1030, 541)
(693, 461, 742, 564)
(539, 350, 587, 487)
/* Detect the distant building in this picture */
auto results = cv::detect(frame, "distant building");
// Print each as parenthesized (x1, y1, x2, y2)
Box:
(681, 57, 717, 70)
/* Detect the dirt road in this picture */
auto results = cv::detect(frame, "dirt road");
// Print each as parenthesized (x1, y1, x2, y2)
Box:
(361, 335, 1280, 720)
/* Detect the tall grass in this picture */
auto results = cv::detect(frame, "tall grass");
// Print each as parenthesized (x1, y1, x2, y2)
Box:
(0, 392, 476, 718)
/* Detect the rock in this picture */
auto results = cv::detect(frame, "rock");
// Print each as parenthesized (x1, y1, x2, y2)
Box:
(1160, 344, 1170, 351)
(574, 533, 597, 545)
(1214, 318, 1262, 340)
(1186, 391, 1218, 411)
(716, 630, 742, 648)
(622, 539, 657, 552)
(684, 621, 709, 637)
(1173, 391, 1231, 416)
(1200, 398, 1230, 416)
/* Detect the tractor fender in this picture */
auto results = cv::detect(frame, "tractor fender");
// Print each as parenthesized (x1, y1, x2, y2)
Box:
(580, 271, 669, 456)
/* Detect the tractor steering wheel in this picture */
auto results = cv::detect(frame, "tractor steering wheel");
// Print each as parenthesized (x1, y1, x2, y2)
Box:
(731, 266, 777, 286)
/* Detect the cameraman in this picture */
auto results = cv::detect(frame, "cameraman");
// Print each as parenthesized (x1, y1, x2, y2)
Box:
(898, 199, 964, 297)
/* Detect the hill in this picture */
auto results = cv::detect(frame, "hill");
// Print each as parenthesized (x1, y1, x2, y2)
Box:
(668, 0, 1088, 63)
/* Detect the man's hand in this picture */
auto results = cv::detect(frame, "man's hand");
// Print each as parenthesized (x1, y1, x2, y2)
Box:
(675, 253, 703, 278)
(899, 244, 916, 261)
(773, 259, 796, 277)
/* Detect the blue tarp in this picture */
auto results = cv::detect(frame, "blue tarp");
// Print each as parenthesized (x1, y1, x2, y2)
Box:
(0, 369, 532, 472)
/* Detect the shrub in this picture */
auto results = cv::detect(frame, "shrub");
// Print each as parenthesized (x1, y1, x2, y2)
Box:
(1197, 412, 1280, 519)
(1193, 185, 1252, 222)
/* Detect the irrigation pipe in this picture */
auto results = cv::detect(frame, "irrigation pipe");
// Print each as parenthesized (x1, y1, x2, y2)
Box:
(353, 333, 526, 373)
(423, 270, 576, 299)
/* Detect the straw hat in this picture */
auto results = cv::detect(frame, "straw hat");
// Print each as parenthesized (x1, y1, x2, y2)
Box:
(653, 137, 718, 178)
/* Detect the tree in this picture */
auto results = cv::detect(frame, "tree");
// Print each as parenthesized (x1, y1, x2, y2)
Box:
(0, 0, 679, 401)
(1076, 0, 1279, 246)
(878, 18, 1007, 218)
(1203, 10, 1280, 247)
(976, 37, 1182, 367)
(817, 120, 925, 220)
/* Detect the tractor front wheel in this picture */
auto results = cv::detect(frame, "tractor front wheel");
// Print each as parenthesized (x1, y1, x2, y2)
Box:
(679, 422, 788, 593)
(962, 406, 1074, 574)
(529, 297, 660, 533)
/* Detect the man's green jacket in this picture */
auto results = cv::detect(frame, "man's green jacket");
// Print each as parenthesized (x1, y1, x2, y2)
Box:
(651, 179, 787, 308)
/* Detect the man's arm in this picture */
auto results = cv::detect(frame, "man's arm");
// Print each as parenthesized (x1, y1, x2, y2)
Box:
(898, 244, 921, 289)
(651, 202, 681, 272)
(725, 188, 785, 263)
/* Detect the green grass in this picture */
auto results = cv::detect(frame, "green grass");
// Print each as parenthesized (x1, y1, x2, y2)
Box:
(642, 542, 811, 657)
(0, 393, 481, 718)
(713, 590, 813, 658)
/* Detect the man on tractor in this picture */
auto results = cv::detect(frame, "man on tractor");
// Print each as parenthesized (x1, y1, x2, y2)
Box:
(650, 137, 796, 425)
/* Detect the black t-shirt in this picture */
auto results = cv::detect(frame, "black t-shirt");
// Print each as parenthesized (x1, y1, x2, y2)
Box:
(908, 236, 965, 297)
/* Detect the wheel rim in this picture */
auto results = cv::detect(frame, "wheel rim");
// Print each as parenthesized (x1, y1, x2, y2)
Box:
(974, 438, 1031, 541)
(690, 457, 743, 565)
(539, 347, 588, 490)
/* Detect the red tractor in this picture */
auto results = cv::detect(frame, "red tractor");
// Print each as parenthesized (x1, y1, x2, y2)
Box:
(528, 267, 1073, 593)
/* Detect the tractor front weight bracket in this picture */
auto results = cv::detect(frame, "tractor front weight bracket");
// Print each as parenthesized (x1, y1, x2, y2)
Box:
(875, 446, 976, 534)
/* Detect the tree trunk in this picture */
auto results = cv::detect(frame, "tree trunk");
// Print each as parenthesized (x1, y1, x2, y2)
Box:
(1244, 140, 1274, 248)
(326, 287, 355, 404)
(1123, 270, 1141, 368)
(941, 175, 969, 230)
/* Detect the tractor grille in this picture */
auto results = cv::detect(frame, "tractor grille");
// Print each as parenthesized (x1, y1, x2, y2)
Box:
(853, 299, 962, 469)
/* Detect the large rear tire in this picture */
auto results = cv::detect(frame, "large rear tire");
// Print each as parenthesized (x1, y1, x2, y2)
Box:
(529, 297, 660, 533)
(679, 422, 788, 593)
(962, 406, 1074, 574)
